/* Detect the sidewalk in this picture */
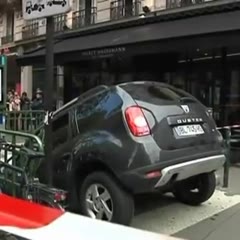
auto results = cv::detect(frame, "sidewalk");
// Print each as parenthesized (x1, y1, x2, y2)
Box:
(174, 202, 240, 240)
(174, 166, 240, 240)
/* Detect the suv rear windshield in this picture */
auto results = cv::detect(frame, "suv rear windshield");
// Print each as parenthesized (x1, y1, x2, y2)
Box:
(120, 82, 196, 105)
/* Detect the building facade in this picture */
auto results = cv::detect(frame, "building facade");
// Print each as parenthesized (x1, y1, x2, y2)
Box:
(0, 0, 155, 96)
(1, 0, 240, 126)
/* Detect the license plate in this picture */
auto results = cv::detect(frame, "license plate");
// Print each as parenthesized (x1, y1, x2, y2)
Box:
(174, 124, 204, 136)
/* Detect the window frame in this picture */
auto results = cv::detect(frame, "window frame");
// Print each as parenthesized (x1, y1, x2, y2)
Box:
(51, 110, 72, 149)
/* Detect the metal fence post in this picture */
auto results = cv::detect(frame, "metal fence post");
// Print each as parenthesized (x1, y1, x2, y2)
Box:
(223, 127, 231, 188)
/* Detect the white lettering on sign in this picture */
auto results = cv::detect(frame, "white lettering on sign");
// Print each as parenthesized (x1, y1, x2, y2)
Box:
(82, 47, 126, 57)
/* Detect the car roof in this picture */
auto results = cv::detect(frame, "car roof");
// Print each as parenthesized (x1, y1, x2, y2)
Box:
(54, 82, 181, 116)
(53, 81, 189, 118)
(118, 81, 173, 89)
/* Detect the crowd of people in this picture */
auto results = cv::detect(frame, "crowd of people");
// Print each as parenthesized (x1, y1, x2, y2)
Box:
(6, 88, 44, 131)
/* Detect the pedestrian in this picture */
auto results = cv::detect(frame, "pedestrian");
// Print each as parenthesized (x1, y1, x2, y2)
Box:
(8, 92, 21, 131)
(20, 92, 31, 131)
(31, 89, 44, 129)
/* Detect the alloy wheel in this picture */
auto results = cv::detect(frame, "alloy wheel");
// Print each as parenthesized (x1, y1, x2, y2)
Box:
(85, 183, 113, 221)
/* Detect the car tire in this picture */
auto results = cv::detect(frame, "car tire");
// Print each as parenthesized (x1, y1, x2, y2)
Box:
(62, 1, 66, 7)
(38, 7, 42, 12)
(173, 172, 216, 206)
(27, 9, 31, 14)
(79, 171, 134, 226)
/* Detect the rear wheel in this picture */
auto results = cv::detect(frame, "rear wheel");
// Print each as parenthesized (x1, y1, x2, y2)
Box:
(79, 171, 134, 226)
(173, 172, 216, 205)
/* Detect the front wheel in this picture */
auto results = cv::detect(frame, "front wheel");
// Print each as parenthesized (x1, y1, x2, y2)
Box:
(79, 171, 134, 226)
(173, 172, 216, 206)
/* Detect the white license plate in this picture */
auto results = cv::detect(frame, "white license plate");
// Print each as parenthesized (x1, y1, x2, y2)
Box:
(174, 124, 204, 136)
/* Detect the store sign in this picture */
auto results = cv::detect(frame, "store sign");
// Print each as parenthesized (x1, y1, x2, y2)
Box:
(81, 47, 126, 57)
(0, 56, 6, 66)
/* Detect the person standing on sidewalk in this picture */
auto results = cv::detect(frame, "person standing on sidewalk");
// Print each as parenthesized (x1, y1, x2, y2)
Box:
(9, 92, 21, 131)
(31, 89, 44, 130)
(20, 92, 31, 131)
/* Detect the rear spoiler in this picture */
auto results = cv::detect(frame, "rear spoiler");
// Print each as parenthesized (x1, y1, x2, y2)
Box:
(0, 194, 184, 240)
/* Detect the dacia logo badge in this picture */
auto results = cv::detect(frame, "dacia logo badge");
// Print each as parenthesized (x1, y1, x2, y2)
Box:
(181, 105, 190, 113)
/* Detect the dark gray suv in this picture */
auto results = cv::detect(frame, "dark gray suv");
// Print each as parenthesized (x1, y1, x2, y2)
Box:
(35, 82, 225, 226)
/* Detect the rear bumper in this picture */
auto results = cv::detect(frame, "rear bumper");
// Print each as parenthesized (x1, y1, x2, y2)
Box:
(120, 154, 225, 194)
(154, 154, 226, 188)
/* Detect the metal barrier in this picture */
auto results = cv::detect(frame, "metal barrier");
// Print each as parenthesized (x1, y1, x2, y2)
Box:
(0, 110, 45, 133)
(0, 129, 44, 151)
(0, 129, 44, 197)
(0, 129, 66, 210)
(230, 126, 240, 164)
(217, 125, 240, 188)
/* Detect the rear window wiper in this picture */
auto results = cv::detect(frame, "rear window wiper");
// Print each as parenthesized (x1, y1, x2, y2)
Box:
(179, 97, 198, 103)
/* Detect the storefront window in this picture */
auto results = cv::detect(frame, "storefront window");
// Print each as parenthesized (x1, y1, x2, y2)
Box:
(32, 65, 58, 99)
(227, 70, 240, 125)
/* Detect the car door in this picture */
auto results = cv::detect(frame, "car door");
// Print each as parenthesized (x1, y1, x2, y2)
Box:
(51, 110, 74, 189)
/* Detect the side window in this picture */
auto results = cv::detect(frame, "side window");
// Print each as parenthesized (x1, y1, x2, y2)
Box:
(74, 100, 95, 136)
(74, 95, 104, 134)
(52, 113, 69, 148)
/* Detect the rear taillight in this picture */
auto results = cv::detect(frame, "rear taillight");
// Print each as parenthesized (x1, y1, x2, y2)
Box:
(125, 106, 150, 136)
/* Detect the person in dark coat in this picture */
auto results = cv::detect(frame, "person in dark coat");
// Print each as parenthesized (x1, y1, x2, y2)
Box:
(20, 92, 31, 131)
(31, 89, 44, 129)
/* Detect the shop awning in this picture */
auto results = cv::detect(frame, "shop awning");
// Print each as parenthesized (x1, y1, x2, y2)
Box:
(17, 9, 240, 66)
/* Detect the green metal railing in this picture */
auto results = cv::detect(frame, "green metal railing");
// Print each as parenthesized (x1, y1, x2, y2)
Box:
(0, 129, 67, 209)
(1, 110, 45, 133)
(0, 129, 44, 197)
